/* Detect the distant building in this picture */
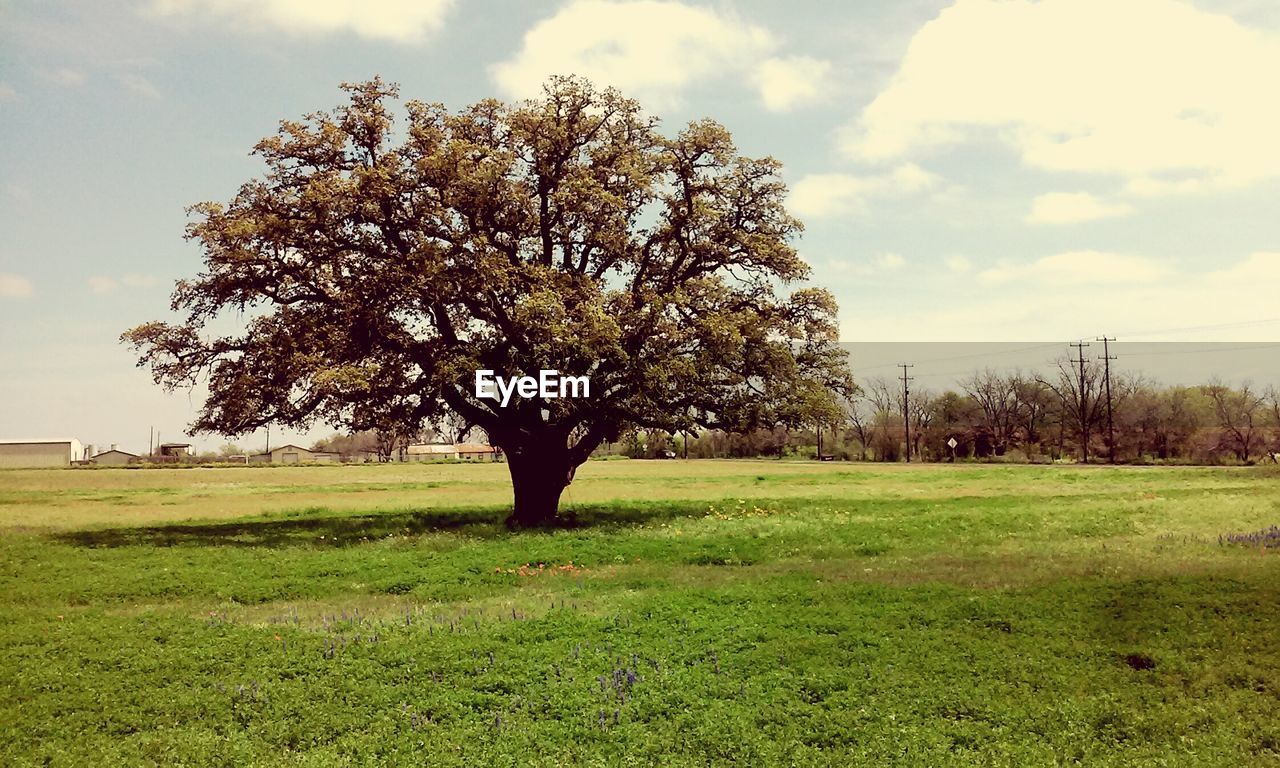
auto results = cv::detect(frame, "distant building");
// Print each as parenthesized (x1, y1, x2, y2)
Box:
(249, 444, 340, 464)
(0, 439, 85, 468)
(456, 443, 501, 461)
(405, 442, 501, 461)
(92, 448, 140, 467)
(157, 442, 192, 459)
(406, 443, 459, 461)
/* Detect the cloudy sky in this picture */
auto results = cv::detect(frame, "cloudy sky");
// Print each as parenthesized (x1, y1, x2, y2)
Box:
(3, 0, 1280, 451)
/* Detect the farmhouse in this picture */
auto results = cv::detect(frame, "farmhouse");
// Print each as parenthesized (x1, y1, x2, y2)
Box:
(405, 443, 458, 461)
(456, 443, 501, 461)
(249, 444, 340, 464)
(0, 439, 85, 468)
(92, 448, 140, 467)
(405, 443, 502, 462)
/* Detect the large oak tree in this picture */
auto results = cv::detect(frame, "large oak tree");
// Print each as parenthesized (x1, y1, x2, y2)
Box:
(125, 77, 852, 525)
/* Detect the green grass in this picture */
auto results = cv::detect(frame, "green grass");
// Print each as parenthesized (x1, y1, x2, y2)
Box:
(2, 461, 1279, 765)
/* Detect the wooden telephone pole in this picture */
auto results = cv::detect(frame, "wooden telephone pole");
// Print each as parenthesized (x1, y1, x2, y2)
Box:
(1069, 342, 1090, 463)
(1096, 336, 1116, 464)
(899, 363, 914, 462)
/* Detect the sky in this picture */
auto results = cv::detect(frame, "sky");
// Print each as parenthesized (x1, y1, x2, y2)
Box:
(3, 0, 1280, 453)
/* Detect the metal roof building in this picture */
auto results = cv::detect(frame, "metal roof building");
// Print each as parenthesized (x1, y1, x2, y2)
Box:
(249, 444, 340, 464)
(0, 439, 85, 468)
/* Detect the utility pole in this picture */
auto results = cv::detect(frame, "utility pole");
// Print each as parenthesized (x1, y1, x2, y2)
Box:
(1096, 336, 1116, 464)
(1069, 342, 1090, 463)
(265, 423, 271, 454)
(899, 363, 914, 462)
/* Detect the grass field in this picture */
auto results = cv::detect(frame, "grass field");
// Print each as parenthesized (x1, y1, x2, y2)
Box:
(2, 460, 1279, 766)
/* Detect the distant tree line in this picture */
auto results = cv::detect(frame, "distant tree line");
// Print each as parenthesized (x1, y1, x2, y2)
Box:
(599, 363, 1280, 465)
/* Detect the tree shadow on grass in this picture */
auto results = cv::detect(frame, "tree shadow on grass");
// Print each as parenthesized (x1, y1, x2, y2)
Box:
(51, 501, 712, 549)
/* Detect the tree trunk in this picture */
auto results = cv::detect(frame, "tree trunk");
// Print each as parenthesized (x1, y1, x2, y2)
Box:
(504, 442, 575, 527)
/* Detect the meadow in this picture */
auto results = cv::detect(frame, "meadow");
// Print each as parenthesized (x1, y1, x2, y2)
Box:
(2, 460, 1279, 766)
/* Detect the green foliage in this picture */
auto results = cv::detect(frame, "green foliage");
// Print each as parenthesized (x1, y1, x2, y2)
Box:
(121, 76, 853, 523)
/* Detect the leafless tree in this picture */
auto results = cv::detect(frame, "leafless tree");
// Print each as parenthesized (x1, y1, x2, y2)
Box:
(907, 388, 935, 460)
(1267, 386, 1280, 462)
(962, 369, 1020, 455)
(1038, 357, 1107, 462)
(843, 393, 873, 461)
(1010, 372, 1053, 447)
(1205, 380, 1266, 462)
(863, 376, 902, 461)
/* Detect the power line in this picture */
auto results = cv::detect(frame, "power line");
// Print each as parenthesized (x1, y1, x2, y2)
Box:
(846, 317, 1280, 374)
(1108, 317, 1280, 339)
(849, 345, 1059, 373)
(855, 341, 1280, 381)
(1123, 342, 1280, 357)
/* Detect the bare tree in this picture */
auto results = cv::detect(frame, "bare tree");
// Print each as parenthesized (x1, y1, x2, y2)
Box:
(1038, 358, 1107, 462)
(843, 393, 873, 461)
(864, 376, 902, 461)
(907, 387, 935, 460)
(1266, 386, 1280, 462)
(374, 428, 408, 462)
(962, 369, 1020, 456)
(1205, 380, 1266, 462)
(1010, 372, 1052, 448)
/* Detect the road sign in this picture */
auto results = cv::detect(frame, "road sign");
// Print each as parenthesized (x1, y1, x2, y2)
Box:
(946, 437, 958, 449)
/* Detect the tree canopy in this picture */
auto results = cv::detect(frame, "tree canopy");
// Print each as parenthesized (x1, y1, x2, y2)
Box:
(124, 76, 851, 525)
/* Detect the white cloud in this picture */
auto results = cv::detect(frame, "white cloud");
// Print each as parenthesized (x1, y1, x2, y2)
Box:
(88, 274, 160, 295)
(788, 163, 941, 218)
(754, 56, 831, 112)
(841, 0, 1280, 193)
(0, 273, 34, 298)
(1026, 192, 1134, 224)
(842, 252, 1280, 342)
(116, 73, 160, 99)
(875, 252, 905, 271)
(491, 1, 773, 107)
(823, 252, 907, 277)
(37, 67, 86, 87)
(944, 254, 972, 273)
(1207, 251, 1280, 284)
(147, 0, 455, 43)
(88, 276, 118, 295)
(0, 83, 15, 101)
(4, 184, 32, 202)
(979, 251, 1170, 285)
(120, 274, 160, 288)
